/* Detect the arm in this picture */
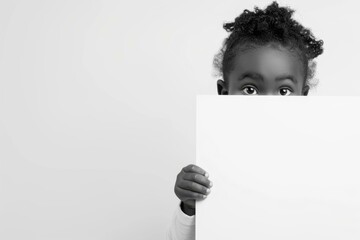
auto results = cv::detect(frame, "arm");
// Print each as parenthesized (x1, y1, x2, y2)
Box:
(166, 164, 212, 240)
(166, 202, 195, 240)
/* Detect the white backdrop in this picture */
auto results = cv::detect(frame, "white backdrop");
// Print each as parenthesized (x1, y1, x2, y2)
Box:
(0, 0, 359, 239)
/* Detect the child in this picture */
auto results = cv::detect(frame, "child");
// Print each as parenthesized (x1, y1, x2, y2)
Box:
(166, 1, 324, 240)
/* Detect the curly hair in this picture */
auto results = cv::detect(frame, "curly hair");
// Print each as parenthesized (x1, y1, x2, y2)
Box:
(213, 1, 324, 88)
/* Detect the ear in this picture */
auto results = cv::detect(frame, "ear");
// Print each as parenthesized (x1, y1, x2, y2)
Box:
(217, 79, 228, 95)
(302, 85, 310, 96)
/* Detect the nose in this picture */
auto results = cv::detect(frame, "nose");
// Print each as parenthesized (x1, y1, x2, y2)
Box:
(261, 83, 277, 95)
(263, 90, 276, 95)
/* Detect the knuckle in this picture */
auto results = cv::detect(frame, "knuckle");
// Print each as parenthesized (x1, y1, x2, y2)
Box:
(202, 176, 208, 184)
(184, 193, 193, 200)
(199, 176, 207, 184)
(189, 192, 197, 199)
(194, 193, 203, 199)
(206, 179, 211, 186)
(185, 191, 192, 198)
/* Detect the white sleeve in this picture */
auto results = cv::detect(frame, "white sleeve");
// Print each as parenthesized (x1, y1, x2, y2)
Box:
(166, 202, 195, 240)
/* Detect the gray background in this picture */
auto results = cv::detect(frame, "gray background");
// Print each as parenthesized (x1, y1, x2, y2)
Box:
(0, 0, 359, 239)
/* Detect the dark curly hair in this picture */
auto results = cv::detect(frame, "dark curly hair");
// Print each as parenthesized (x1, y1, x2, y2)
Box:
(213, 1, 324, 88)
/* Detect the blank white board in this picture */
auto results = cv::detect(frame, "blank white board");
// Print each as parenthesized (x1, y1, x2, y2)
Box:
(196, 96, 360, 240)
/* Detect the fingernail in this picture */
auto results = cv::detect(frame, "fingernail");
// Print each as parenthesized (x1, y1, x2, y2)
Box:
(209, 181, 213, 187)
(205, 172, 209, 178)
(203, 195, 207, 198)
(206, 188, 211, 194)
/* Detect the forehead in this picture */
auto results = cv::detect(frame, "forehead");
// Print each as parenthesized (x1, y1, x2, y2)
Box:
(229, 45, 305, 81)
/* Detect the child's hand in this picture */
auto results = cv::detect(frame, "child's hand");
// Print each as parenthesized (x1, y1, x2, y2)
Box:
(174, 164, 213, 216)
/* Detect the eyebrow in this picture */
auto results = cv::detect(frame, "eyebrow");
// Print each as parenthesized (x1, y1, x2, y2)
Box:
(238, 72, 297, 84)
(238, 72, 264, 82)
(275, 75, 298, 84)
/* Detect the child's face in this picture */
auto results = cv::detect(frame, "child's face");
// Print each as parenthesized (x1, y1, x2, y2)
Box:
(217, 45, 309, 96)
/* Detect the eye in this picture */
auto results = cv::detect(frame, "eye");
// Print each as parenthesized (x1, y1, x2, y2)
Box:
(279, 87, 293, 96)
(241, 85, 258, 95)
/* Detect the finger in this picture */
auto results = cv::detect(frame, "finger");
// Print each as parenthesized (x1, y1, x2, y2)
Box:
(178, 180, 211, 195)
(175, 186, 207, 201)
(183, 173, 212, 188)
(182, 164, 209, 178)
